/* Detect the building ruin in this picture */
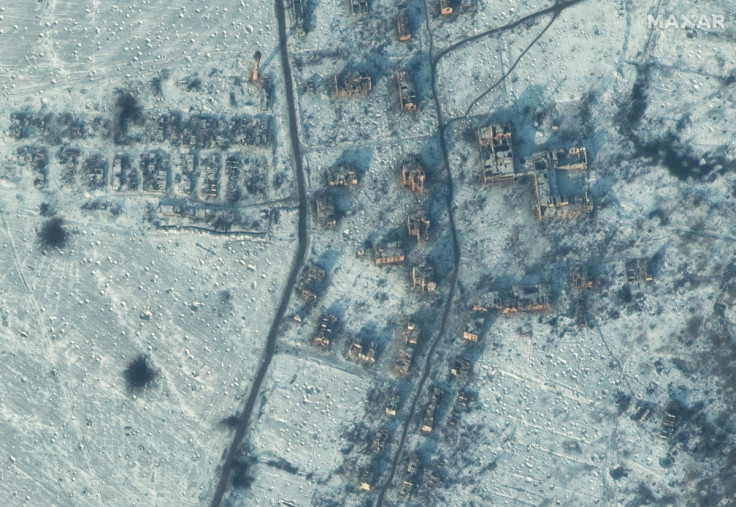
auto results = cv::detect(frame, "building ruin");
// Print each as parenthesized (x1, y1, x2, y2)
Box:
(420, 388, 442, 433)
(333, 72, 372, 98)
(412, 265, 436, 292)
(397, 12, 411, 41)
(626, 258, 654, 283)
(401, 156, 426, 193)
(327, 165, 359, 187)
(396, 71, 417, 112)
(347, 341, 377, 365)
(478, 122, 514, 182)
(407, 214, 430, 242)
(312, 314, 338, 348)
(316, 196, 337, 228)
(474, 284, 552, 314)
(530, 147, 592, 220)
(373, 242, 405, 265)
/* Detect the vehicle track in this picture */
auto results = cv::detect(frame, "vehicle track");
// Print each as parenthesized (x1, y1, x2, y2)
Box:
(208, 0, 309, 504)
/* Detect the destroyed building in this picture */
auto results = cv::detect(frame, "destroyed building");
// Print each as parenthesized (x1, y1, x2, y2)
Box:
(412, 265, 436, 292)
(370, 429, 389, 453)
(298, 265, 326, 302)
(571, 270, 594, 290)
(348, 0, 369, 16)
(396, 71, 417, 112)
(475, 284, 552, 314)
(83, 154, 108, 189)
(347, 341, 377, 365)
(462, 315, 484, 342)
(420, 388, 442, 434)
(333, 72, 372, 98)
(373, 242, 405, 265)
(111, 154, 138, 191)
(287, 0, 306, 36)
(448, 392, 470, 428)
(384, 390, 400, 417)
(397, 12, 411, 41)
(626, 258, 654, 283)
(140, 150, 171, 194)
(393, 322, 419, 376)
(450, 356, 471, 378)
(401, 157, 426, 193)
(312, 314, 338, 348)
(316, 196, 337, 229)
(327, 165, 359, 187)
(478, 122, 514, 182)
(530, 147, 592, 220)
(407, 214, 430, 243)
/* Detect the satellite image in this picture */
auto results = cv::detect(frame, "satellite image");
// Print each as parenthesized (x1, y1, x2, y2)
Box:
(0, 0, 735, 506)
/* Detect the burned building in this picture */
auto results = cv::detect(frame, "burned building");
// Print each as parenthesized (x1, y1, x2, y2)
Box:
(175, 151, 199, 197)
(111, 154, 138, 191)
(626, 258, 654, 283)
(348, 0, 369, 16)
(373, 242, 405, 265)
(140, 150, 171, 194)
(448, 392, 470, 428)
(327, 165, 359, 187)
(57, 146, 82, 185)
(397, 12, 411, 41)
(370, 429, 389, 453)
(571, 270, 594, 291)
(475, 284, 552, 314)
(393, 322, 419, 376)
(384, 390, 400, 417)
(396, 71, 417, 112)
(407, 214, 430, 243)
(478, 122, 514, 182)
(200, 153, 221, 201)
(450, 356, 471, 378)
(659, 412, 677, 440)
(401, 157, 426, 194)
(83, 154, 108, 189)
(312, 314, 338, 348)
(530, 147, 592, 220)
(348, 341, 377, 365)
(333, 72, 372, 98)
(316, 196, 337, 229)
(420, 388, 442, 434)
(16, 146, 48, 188)
(287, 0, 306, 36)
(298, 265, 326, 302)
(462, 315, 484, 342)
(412, 265, 436, 292)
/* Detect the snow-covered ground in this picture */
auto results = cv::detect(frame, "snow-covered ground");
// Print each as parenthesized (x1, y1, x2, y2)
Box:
(2, 0, 736, 505)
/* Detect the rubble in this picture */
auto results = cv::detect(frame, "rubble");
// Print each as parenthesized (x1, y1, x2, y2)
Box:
(407, 214, 431, 243)
(401, 157, 426, 194)
(333, 72, 372, 98)
(316, 196, 337, 229)
(396, 71, 417, 112)
(478, 122, 514, 182)
(312, 314, 338, 349)
(412, 265, 436, 292)
(373, 242, 405, 265)
(474, 284, 552, 314)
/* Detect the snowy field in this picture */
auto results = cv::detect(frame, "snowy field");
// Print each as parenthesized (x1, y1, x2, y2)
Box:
(1, 0, 736, 505)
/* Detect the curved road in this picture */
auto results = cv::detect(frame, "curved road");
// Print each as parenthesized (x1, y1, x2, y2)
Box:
(209, 0, 308, 504)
